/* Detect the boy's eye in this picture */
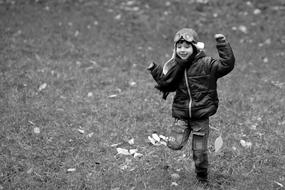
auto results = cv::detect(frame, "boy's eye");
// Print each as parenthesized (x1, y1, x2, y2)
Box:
(176, 42, 191, 49)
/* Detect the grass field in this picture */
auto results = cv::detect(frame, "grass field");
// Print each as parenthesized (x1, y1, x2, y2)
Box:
(0, 0, 285, 189)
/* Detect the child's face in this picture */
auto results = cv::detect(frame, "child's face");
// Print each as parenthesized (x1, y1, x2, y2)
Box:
(176, 41, 194, 60)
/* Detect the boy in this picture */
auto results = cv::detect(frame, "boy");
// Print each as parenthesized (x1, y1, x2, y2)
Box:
(147, 28, 235, 184)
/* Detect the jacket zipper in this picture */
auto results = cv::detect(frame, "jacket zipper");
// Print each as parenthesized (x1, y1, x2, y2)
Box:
(184, 70, 192, 118)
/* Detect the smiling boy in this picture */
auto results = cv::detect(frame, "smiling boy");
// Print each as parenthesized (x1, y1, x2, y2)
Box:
(147, 28, 235, 184)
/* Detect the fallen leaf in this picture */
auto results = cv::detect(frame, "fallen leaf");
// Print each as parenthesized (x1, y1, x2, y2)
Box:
(134, 152, 143, 158)
(238, 25, 248, 33)
(28, 120, 35, 125)
(152, 133, 160, 142)
(263, 57, 268, 63)
(129, 81, 136, 87)
(115, 14, 121, 20)
(33, 127, 40, 134)
(129, 149, 138, 155)
(27, 168, 33, 174)
(74, 30, 79, 37)
(253, 9, 261, 15)
(116, 148, 130, 155)
(38, 83, 47, 91)
(274, 181, 284, 187)
(110, 143, 121, 147)
(214, 135, 223, 152)
(159, 135, 166, 140)
(128, 138, 134, 145)
(120, 164, 128, 170)
(108, 94, 118, 98)
(240, 140, 252, 148)
(148, 136, 156, 145)
(171, 173, 180, 180)
(77, 129, 85, 134)
(67, 168, 76, 172)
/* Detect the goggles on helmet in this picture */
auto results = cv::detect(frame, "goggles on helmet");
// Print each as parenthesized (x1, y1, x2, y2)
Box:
(174, 32, 196, 43)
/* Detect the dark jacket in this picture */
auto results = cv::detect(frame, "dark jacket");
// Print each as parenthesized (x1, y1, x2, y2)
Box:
(149, 40, 235, 120)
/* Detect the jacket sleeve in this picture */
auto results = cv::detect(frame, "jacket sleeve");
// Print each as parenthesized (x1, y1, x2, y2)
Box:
(149, 61, 185, 93)
(211, 40, 235, 78)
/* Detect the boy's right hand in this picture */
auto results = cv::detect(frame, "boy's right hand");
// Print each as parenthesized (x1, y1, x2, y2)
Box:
(214, 34, 226, 43)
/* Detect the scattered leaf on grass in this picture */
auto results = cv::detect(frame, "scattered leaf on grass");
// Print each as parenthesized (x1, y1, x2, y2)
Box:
(111, 143, 121, 147)
(77, 129, 85, 134)
(129, 149, 138, 155)
(148, 134, 167, 146)
(128, 138, 134, 145)
(152, 133, 160, 142)
(263, 57, 268, 63)
(238, 25, 248, 33)
(108, 94, 118, 98)
(148, 136, 156, 145)
(28, 120, 35, 125)
(87, 92, 93, 97)
(116, 148, 130, 155)
(214, 135, 223, 152)
(38, 83, 47, 91)
(171, 182, 178, 186)
(253, 9, 261, 15)
(33, 127, 40, 134)
(240, 140, 252, 148)
(159, 135, 166, 140)
(27, 168, 33, 174)
(274, 181, 284, 187)
(74, 30, 79, 37)
(171, 173, 180, 180)
(115, 14, 121, 20)
(67, 168, 76, 172)
(129, 81, 136, 87)
(120, 164, 128, 170)
(134, 152, 143, 158)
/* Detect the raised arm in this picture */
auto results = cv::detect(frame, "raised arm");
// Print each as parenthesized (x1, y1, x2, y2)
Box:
(211, 34, 235, 78)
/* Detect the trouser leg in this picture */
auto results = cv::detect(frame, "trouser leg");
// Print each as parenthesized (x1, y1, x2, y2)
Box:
(190, 118, 209, 182)
(167, 118, 191, 150)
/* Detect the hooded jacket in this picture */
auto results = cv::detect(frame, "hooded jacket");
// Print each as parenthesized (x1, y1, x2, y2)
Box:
(149, 39, 235, 120)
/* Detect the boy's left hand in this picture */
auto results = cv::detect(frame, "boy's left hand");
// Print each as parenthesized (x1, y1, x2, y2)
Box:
(214, 34, 226, 43)
(147, 62, 155, 71)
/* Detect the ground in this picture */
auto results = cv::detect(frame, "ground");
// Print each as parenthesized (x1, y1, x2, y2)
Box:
(0, 0, 285, 189)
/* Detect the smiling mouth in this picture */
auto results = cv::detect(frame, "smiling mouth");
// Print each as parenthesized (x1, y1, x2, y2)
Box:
(179, 54, 188, 57)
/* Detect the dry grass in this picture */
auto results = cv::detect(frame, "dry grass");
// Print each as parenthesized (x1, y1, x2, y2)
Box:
(0, 0, 285, 189)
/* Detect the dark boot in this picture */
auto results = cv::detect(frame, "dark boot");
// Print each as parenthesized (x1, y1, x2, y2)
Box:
(196, 171, 208, 184)
(193, 150, 209, 184)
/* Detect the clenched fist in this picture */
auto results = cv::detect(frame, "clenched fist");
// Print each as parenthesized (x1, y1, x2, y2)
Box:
(214, 34, 226, 43)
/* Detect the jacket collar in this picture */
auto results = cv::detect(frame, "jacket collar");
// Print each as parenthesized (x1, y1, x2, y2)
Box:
(194, 51, 206, 61)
